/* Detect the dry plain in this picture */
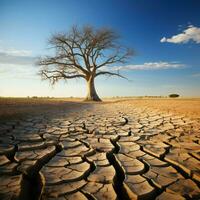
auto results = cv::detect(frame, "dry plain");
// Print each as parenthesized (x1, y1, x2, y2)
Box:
(0, 98, 200, 200)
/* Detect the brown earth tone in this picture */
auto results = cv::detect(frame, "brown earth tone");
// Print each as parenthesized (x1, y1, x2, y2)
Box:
(0, 98, 200, 199)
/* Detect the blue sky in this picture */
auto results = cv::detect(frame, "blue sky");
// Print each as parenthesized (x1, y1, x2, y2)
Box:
(0, 0, 200, 97)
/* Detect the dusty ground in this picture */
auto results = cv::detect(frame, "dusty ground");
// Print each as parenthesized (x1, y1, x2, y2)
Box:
(0, 98, 200, 199)
(121, 98, 200, 120)
(0, 98, 84, 120)
(1, 97, 200, 119)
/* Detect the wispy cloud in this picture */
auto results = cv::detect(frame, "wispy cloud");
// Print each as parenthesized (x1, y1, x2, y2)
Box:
(0, 47, 35, 65)
(0, 47, 37, 79)
(0, 63, 38, 79)
(160, 25, 200, 44)
(192, 73, 200, 77)
(0, 68, 8, 74)
(0, 48, 32, 56)
(112, 61, 185, 71)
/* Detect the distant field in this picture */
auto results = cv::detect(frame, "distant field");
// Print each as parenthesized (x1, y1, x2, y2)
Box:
(0, 97, 86, 119)
(121, 98, 200, 120)
(0, 97, 200, 120)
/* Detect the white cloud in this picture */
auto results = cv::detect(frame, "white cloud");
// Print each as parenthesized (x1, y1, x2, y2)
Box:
(0, 47, 35, 65)
(0, 47, 32, 57)
(160, 25, 200, 44)
(0, 53, 35, 65)
(112, 61, 185, 71)
(0, 63, 38, 79)
(0, 68, 8, 73)
(192, 73, 200, 77)
(0, 47, 37, 79)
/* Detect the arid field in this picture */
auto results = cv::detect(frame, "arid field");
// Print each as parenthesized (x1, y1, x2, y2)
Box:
(0, 98, 200, 199)
(1, 97, 200, 119)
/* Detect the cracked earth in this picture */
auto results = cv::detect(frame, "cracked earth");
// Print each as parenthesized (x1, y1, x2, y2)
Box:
(0, 101, 200, 200)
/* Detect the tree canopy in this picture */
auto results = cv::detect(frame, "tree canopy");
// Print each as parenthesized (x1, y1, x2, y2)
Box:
(38, 25, 134, 101)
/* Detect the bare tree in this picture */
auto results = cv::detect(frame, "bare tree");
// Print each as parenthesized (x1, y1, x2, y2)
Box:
(38, 25, 134, 101)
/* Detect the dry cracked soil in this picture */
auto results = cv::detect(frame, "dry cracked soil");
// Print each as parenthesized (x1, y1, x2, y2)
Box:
(0, 100, 200, 200)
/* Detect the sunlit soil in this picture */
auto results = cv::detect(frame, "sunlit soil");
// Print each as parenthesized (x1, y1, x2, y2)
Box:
(0, 98, 200, 199)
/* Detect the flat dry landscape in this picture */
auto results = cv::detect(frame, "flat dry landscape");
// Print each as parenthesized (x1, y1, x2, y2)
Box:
(120, 98, 200, 120)
(1, 97, 200, 119)
(0, 97, 85, 120)
(0, 98, 200, 200)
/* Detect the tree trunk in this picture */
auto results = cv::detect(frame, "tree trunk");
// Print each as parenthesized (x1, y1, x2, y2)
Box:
(85, 76, 101, 101)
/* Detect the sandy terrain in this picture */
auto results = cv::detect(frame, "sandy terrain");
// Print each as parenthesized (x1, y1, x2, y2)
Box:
(0, 98, 85, 120)
(121, 98, 200, 120)
(0, 97, 200, 120)
(0, 98, 200, 199)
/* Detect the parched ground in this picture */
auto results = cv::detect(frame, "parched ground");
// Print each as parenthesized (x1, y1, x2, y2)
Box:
(0, 98, 200, 200)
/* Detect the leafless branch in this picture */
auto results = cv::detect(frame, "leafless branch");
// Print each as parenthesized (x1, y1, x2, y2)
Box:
(95, 70, 128, 80)
(37, 25, 134, 85)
